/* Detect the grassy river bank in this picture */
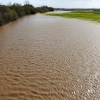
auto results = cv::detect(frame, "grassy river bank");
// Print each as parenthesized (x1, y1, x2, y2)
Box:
(46, 10, 100, 22)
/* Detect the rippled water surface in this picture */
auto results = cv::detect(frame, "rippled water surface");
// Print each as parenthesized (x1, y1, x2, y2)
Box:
(0, 14, 100, 100)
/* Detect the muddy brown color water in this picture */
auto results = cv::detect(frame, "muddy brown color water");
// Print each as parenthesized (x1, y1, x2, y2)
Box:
(0, 14, 100, 100)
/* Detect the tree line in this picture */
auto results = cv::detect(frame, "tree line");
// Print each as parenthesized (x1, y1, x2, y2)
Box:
(0, 2, 54, 26)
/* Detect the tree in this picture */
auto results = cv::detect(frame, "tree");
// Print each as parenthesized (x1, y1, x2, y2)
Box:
(24, 0, 29, 5)
(0, 2, 54, 26)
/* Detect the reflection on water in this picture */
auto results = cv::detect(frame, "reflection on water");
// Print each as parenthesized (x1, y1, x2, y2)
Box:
(0, 14, 100, 100)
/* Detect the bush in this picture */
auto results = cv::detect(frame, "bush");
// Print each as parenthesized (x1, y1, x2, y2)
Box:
(0, 2, 54, 26)
(0, 17, 5, 25)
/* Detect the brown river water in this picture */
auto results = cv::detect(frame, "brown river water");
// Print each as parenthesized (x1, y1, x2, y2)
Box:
(0, 14, 100, 100)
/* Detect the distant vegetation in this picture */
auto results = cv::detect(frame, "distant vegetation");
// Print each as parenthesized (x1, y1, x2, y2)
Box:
(36, 6, 54, 13)
(0, 1, 54, 26)
(46, 10, 100, 23)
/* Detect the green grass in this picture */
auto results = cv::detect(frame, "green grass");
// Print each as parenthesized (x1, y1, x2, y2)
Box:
(46, 10, 100, 22)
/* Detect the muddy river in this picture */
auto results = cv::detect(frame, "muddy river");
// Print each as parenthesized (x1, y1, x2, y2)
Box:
(0, 14, 100, 100)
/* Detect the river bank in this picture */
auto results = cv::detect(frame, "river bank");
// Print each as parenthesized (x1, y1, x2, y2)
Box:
(46, 10, 100, 23)
(0, 3, 54, 26)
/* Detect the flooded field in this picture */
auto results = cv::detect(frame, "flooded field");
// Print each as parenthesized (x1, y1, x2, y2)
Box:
(46, 11, 71, 13)
(0, 14, 100, 100)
